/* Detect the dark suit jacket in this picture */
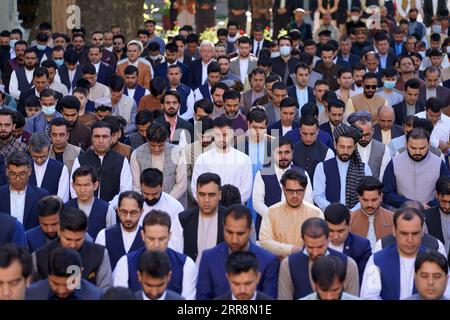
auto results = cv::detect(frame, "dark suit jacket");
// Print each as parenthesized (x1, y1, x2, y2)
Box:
(96, 62, 114, 86)
(376, 51, 397, 70)
(0, 184, 49, 231)
(187, 59, 206, 90)
(26, 279, 103, 300)
(287, 85, 315, 109)
(134, 289, 185, 300)
(196, 241, 280, 300)
(58, 64, 83, 93)
(178, 206, 227, 262)
(268, 120, 300, 138)
(214, 291, 273, 300)
(390, 41, 407, 56)
(418, 86, 450, 108)
(250, 38, 270, 56)
(373, 123, 404, 143)
(0, 154, 6, 186)
(343, 233, 372, 284)
(423, 0, 447, 26)
(154, 61, 189, 85)
(271, 56, 300, 87)
(392, 100, 424, 126)
(336, 52, 360, 69)
(319, 121, 333, 138)
(424, 206, 447, 249)
(155, 116, 194, 144)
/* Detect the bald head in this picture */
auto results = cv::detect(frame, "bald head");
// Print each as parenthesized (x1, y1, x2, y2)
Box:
(378, 106, 395, 131)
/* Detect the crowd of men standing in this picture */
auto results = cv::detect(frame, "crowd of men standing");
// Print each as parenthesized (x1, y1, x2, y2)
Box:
(0, 0, 449, 301)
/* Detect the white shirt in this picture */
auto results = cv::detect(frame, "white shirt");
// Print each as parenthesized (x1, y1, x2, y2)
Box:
(9, 68, 34, 100)
(296, 86, 309, 111)
(179, 89, 195, 121)
(313, 158, 373, 211)
(360, 254, 415, 300)
(191, 147, 254, 203)
(140, 192, 185, 253)
(253, 40, 264, 56)
(328, 242, 344, 252)
(367, 214, 377, 250)
(33, 158, 70, 202)
(239, 58, 250, 83)
(415, 111, 450, 149)
(194, 85, 211, 102)
(282, 126, 292, 136)
(77, 198, 117, 227)
(70, 156, 133, 209)
(357, 141, 391, 181)
(373, 237, 448, 257)
(95, 224, 140, 253)
(253, 164, 314, 218)
(201, 61, 210, 85)
(113, 252, 198, 300)
(143, 291, 167, 300)
(10, 188, 26, 223)
(93, 62, 101, 74)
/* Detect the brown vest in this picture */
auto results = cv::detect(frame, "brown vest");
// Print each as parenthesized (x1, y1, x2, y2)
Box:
(350, 207, 394, 240)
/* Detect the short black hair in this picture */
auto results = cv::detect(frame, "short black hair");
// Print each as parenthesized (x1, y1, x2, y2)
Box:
(0, 244, 32, 279)
(147, 121, 169, 143)
(324, 203, 350, 225)
(301, 218, 329, 239)
(138, 250, 171, 278)
(124, 65, 139, 76)
(103, 115, 127, 133)
(299, 115, 319, 128)
(59, 207, 88, 232)
(356, 176, 384, 196)
(415, 250, 448, 274)
(194, 99, 213, 115)
(140, 168, 163, 188)
(197, 173, 221, 189)
(220, 185, 242, 208)
(135, 110, 153, 126)
(48, 247, 82, 277)
(7, 151, 32, 168)
(213, 116, 232, 129)
(37, 195, 64, 218)
(109, 75, 125, 92)
(280, 97, 297, 109)
(406, 127, 430, 143)
(226, 251, 258, 275)
(247, 107, 268, 124)
(425, 97, 443, 113)
(436, 176, 450, 195)
(211, 82, 229, 95)
(224, 204, 252, 228)
(280, 168, 308, 188)
(143, 210, 171, 231)
(58, 95, 81, 111)
(363, 72, 378, 82)
(150, 77, 167, 96)
(64, 49, 79, 65)
(311, 256, 347, 290)
(272, 82, 288, 92)
(327, 99, 345, 112)
(161, 90, 181, 104)
(223, 89, 241, 102)
(393, 207, 424, 228)
(72, 166, 98, 183)
(33, 66, 49, 79)
(118, 191, 144, 209)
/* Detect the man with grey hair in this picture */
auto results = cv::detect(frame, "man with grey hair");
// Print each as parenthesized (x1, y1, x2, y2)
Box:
(117, 40, 154, 90)
(348, 111, 391, 181)
(27, 132, 70, 202)
(188, 40, 216, 90)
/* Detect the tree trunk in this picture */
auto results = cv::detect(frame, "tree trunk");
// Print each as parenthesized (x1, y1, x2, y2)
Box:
(31, 0, 144, 42)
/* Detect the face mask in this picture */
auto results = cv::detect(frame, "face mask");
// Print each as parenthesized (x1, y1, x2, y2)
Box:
(54, 59, 64, 68)
(271, 51, 281, 58)
(432, 25, 442, 34)
(418, 51, 426, 59)
(9, 40, 17, 47)
(37, 44, 47, 51)
(351, 15, 359, 22)
(280, 45, 291, 57)
(42, 105, 56, 116)
(447, 46, 450, 54)
(384, 80, 396, 90)
(149, 55, 159, 61)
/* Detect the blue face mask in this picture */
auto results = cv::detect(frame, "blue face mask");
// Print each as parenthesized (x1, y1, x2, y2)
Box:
(54, 59, 64, 68)
(37, 44, 47, 51)
(432, 25, 442, 34)
(42, 105, 56, 116)
(384, 80, 396, 90)
(280, 45, 292, 57)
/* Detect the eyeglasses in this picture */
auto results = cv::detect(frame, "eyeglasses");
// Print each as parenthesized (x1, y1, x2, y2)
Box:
(8, 172, 28, 180)
(113, 42, 122, 46)
(364, 85, 378, 90)
(285, 188, 305, 195)
(118, 209, 141, 217)
(31, 155, 48, 161)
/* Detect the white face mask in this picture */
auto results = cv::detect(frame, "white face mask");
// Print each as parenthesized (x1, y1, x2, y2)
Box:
(271, 51, 281, 58)
(42, 105, 56, 116)
(280, 45, 291, 57)
(351, 15, 359, 22)
(446, 46, 450, 54)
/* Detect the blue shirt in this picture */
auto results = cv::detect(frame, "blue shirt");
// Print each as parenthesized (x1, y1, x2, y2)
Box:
(12, 220, 27, 247)
(247, 140, 267, 223)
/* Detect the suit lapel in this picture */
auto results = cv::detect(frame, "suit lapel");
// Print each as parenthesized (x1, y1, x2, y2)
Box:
(23, 186, 34, 228)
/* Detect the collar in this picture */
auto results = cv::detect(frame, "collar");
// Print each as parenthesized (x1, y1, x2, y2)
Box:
(143, 290, 167, 300)
(78, 197, 95, 208)
(34, 157, 50, 169)
(165, 114, 178, 126)
(9, 186, 27, 194)
(232, 292, 257, 300)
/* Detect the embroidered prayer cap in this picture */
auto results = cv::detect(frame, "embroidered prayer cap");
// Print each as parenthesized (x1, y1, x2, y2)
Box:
(347, 111, 372, 125)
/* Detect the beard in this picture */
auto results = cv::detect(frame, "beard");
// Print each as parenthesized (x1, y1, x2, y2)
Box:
(364, 91, 375, 99)
(358, 139, 370, 147)
(278, 159, 291, 169)
(145, 194, 162, 206)
(337, 153, 352, 162)
(407, 150, 427, 162)
(0, 131, 12, 140)
(165, 108, 178, 117)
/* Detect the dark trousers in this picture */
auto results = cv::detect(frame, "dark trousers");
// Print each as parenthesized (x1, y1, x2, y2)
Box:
(273, 13, 291, 39)
(195, 8, 215, 33)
